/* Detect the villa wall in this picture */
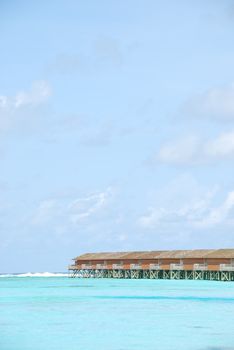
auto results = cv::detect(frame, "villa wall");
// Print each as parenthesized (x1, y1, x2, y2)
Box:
(74, 257, 233, 271)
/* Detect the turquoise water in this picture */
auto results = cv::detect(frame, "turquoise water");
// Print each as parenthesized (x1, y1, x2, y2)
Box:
(1, 277, 234, 350)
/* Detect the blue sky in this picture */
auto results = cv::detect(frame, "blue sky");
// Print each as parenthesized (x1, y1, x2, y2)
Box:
(1, 1, 234, 272)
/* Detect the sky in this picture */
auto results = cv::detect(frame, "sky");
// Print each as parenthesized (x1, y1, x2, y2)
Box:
(1, 1, 234, 272)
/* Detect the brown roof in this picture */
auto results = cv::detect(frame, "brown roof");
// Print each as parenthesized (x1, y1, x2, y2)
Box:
(74, 252, 132, 260)
(204, 249, 234, 258)
(156, 250, 216, 259)
(74, 249, 234, 261)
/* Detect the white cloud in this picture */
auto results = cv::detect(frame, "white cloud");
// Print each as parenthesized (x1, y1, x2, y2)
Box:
(184, 83, 234, 120)
(138, 188, 234, 229)
(204, 132, 234, 158)
(0, 80, 51, 131)
(158, 136, 201, 165)
(0, 80, 51, 111)
(14, 80, 51, 108)
(0, 96, 7, 108)
(30, 187, 114, 227)
(139, 189, 215, 228)
(69, 187, 113, 224)
(157, 131, 234, 165)
(195, 191, 234, 228)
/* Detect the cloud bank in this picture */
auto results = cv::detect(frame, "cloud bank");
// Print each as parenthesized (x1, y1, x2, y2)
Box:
(157, 131, 234, 165)
(31, 187, 114, 228)
(184, 83, 234, 121)
(0, 80, 51, 131)
(139, 189, 234, 229)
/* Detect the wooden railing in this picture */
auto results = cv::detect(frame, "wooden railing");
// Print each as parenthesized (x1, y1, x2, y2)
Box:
(220, 264, 234, 271)
(149, 264, 161, 270)
(193, 264, 207, 271)
(69, 262, 234, 273)
(81, 264, 92, 269)
(130, 264, 142, 270)
(96, 264, 108, 269)
(170, 263, 184, 270)
(112, 264, 123, 269)
(68, 265, 77, 270)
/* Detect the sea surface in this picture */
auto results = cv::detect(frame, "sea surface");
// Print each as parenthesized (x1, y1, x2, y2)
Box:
(0, 273, 234, 350)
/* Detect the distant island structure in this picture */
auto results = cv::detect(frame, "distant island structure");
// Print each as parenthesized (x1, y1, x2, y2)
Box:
(68, 249, 234, 281)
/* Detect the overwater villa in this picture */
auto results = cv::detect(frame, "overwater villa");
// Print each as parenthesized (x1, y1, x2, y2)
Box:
(68, 249, 234, 281)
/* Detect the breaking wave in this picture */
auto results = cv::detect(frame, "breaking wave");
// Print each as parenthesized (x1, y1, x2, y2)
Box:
(0, 272, 69, 278)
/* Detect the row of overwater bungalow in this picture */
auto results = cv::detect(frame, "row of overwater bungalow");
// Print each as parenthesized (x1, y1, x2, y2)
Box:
(68, 249, 234, 281)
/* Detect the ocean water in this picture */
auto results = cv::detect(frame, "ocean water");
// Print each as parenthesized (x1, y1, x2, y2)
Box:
(1, 275, 234, 350)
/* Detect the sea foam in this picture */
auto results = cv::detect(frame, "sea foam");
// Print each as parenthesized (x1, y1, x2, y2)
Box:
(0, 272, 68, 278)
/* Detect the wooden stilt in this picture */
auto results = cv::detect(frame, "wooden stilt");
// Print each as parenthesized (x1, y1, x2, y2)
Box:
(68, 268, 234, 282)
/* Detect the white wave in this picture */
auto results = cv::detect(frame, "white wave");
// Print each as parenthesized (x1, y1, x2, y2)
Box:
(0, 274, 14, 278)
(0, 272, 68, 278)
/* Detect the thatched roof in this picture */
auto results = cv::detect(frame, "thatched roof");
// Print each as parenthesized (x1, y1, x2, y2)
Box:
(74, 249, 234, 261)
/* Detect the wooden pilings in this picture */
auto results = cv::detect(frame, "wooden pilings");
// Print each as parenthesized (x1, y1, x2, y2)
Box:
(69, 269, 234, 281)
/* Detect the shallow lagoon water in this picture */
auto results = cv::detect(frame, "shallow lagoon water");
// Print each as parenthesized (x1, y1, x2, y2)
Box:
(1, 277, 234, 350)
